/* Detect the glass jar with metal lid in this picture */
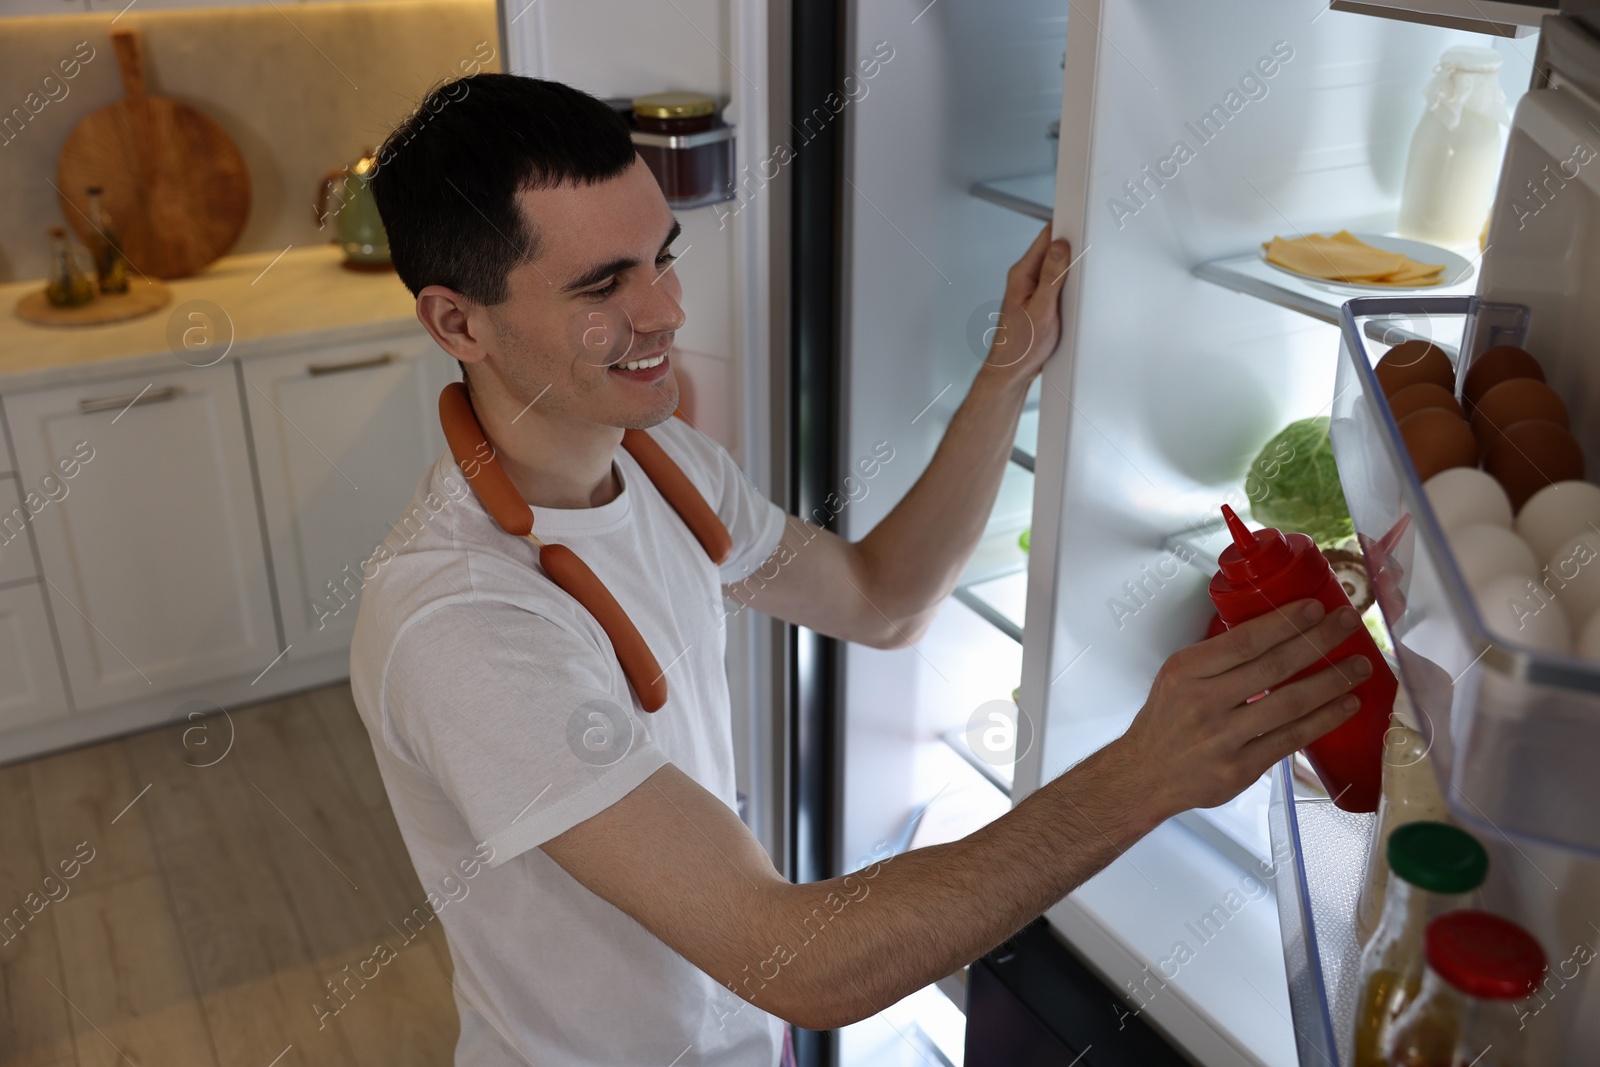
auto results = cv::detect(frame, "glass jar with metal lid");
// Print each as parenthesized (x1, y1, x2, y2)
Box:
(632, 92, 718, 134)
(629, 92, 734, 209)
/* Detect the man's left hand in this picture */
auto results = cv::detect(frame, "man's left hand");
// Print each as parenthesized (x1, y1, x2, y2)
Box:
(983, 223, 1071, 386)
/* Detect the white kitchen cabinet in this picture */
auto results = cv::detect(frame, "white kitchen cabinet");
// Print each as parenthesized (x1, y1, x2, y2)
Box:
(242, 330, 454, 659)
(3, 364, 280, 712)
(0, 477, 38, 587)
(0, 408, 14, 477)
(0, 583, 70, 731)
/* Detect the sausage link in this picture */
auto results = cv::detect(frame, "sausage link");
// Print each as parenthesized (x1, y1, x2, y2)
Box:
(621, 429, 733, 565)
(540, 543, 669, 712)
(438, 383, 533, 537)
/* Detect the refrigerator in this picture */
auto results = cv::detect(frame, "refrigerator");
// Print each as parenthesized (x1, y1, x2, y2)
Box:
(825, 0, 1600, 1065)
(503, 1, 1600, 1064)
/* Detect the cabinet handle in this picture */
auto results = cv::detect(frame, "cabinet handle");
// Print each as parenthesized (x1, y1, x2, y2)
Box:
(307, 352, 397, 377)
(78, 385, 185, 414)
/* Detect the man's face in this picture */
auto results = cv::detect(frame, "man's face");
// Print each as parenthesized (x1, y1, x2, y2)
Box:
(484, 156, 684, 430)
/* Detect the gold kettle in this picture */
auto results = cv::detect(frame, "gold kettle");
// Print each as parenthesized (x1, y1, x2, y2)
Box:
(315, 147, 391, 270)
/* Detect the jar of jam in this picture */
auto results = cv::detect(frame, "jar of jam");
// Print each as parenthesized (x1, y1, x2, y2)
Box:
(629, 92, 734, 209)
(633, 91, 717, 134)
(1385, 911, 1546, 1066)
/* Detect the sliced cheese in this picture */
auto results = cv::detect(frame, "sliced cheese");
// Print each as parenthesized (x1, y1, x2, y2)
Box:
(1263, 231, 1446, 287)
(1372, 261, 1446, 286)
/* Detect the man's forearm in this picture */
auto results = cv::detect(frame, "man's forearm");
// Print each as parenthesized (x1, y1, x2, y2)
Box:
(753, 739, 1166, 1031)
(855, 366, 1032, 635)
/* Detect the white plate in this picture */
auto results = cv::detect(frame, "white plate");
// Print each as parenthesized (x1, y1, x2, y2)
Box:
(1260, 233, 1476, 292)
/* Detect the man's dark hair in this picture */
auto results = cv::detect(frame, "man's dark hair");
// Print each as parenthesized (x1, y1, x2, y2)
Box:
(369, 74, 636, 306)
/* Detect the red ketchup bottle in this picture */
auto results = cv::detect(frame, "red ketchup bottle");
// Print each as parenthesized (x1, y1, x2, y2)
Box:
(1208, 504, 1395, 813)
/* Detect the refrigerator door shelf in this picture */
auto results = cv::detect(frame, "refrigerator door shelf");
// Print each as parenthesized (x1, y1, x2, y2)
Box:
(1331, 294, 1600, 856)
(1267, 757, 1373, 1067)
(1270, 739, 1600, 1067)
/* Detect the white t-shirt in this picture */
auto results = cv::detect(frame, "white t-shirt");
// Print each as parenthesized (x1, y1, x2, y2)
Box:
(349, 417, 788, 1066)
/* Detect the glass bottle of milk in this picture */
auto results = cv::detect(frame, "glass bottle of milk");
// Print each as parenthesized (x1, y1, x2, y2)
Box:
(1397, 46, 1511, 246)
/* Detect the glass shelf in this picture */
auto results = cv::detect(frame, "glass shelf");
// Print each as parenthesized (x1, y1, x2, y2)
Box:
(1011, 405, 1039, 472)
(911, 752, 1013, 841)
(937, 726, 1013, 796)
(1268, 757, 1375, 1067)
(1193, 247, 1479, 326)
(956, 403, 1037, 645)
(1331, 0, 1547, 37)
(953, 567, 1026, 645)
(969, 173, 1055, 223)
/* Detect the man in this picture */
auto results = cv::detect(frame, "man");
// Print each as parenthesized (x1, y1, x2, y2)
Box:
(354, 74, 1370, 1066)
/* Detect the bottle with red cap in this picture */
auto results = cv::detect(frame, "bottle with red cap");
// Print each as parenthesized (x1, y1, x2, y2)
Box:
(1384, 911, 1547, 1066)
(1209, 504, 1397, 812)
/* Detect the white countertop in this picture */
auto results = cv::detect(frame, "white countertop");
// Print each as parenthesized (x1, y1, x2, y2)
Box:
(0, 245, 421, 393)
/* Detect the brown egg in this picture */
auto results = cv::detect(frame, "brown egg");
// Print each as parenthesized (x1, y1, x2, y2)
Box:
(1388, 383, 1463, 424)
(1399, 408, 1479, 483)
(1377, 340, 1455, 398)
(1462, 345, 1545, 415)
(1470, 378, 1569, 458)
(1486, 419, 1586, 512)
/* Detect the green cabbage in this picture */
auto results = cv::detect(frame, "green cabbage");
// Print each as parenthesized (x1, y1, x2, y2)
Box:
(1246, 416, 1354, 549)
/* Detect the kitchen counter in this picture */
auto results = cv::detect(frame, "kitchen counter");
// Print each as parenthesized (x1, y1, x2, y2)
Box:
(0, 244, 420, 393)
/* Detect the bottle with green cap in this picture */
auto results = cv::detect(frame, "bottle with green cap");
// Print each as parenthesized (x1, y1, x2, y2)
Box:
(1351, 821, 1489, 1067)
(1383, 910, 1546, 1066)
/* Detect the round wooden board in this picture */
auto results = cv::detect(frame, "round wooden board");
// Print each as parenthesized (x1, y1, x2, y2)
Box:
(15, 277, 172, 326)
(58, 98, 250, 281)
(56, 32, 250, 280)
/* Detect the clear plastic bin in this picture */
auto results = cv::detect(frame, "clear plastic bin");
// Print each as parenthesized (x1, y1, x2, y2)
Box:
(1268, 758, 1374, 1067)
(1330, 295, 1600, 857)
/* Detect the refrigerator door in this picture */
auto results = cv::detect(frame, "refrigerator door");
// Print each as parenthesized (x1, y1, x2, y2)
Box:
(1015, 1, 1538, 1064)
(1274, 16, 1600, 1066)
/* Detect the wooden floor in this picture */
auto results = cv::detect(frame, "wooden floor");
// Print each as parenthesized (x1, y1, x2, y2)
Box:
(0, 685, 459, 1067)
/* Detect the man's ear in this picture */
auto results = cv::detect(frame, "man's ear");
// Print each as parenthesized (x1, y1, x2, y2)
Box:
(416, 285, 492, 368)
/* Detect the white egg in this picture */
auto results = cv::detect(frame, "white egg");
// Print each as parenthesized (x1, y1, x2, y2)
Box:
(1424, 468, 1513, 534)
(1474, 573, 1572, 654)
(1543, 530, 1600, 628)
(1447, 522, 1539, 591)
(1516, 481, 1600, 563)
(1578, 607, 1600, 663)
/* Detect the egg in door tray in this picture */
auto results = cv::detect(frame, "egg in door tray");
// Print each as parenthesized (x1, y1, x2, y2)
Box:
(1374, 339, 1599, 658)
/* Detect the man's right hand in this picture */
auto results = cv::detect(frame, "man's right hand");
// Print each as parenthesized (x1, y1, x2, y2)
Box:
(1115, 598, 1371, 819)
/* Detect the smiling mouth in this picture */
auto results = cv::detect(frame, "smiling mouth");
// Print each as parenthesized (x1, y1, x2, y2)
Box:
(612, 352, 667, 372)
(608, 337, 671, 372)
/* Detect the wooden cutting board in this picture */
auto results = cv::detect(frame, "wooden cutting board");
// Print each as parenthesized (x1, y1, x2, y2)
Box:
(16, 277, 172, 326)
(57, 30, 250, 280)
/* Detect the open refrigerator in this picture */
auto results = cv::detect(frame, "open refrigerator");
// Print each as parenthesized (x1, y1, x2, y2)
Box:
(829, 0, 1600, 1064)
